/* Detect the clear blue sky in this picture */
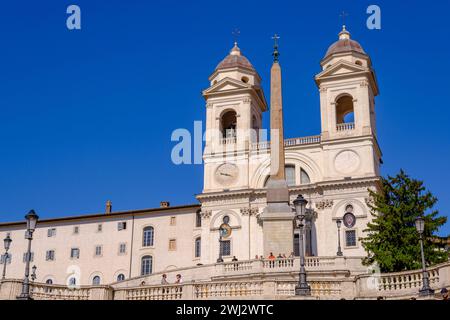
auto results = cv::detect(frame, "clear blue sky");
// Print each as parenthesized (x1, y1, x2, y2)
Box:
(0, 1, 449, 235)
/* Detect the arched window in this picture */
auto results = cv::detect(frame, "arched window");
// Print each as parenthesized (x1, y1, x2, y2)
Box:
(92, 276, 101, 285)
(336, 95, 354, 125)
(195, 210, 202, 228)
(251, 115, 259, 143)
(221, 110, 237, 138)
(45, 279, 53, 293)
(117, 273, 125, 282)
(285, 165, 295, 186)
(264, 165, 296, 187)
(300, 169, 311, 184)
(143, 226, 154, 247)
(195, 237, 201, 258)
(141, 255, 153, 276)
(69, 277, 76, 286)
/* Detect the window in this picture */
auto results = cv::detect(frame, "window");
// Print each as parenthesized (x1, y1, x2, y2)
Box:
(293, 233, 300, 257)
(92, 276, 101, 285)
(141, 255, 153, 276)
(69, 277, 77, 286)
(73, 226, 79, 234)
(195, 237, 201, 258)
(45, 279, 53, 293)
(118, 222, 127, 231)
(23, 252, 34, 263)
(46, 250, 55, 261)
(117, 274, 125, 282)
(142, 227, 154, 247)
(169, 239, 177, 251)
(119, 243, 127, 254)
(220, 240, 231, 256)
(195, 211, 202, 228)
(170, 216, 176, 226)
(221, 110, 237, 139)
(300, 168, 311, 184)
(70, 248, 80, 259)
(335, 95, 354, 125)
(0, 253, 11, 264)
(47, 228, 56, 237)
(285, 165, 295, 186)
(345, 230, 357, 247)
(97, 224, 103, 232)
(95, 245, 103, 256)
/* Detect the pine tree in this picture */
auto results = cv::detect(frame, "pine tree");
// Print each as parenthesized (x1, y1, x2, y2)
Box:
(361, 170, 448, 272)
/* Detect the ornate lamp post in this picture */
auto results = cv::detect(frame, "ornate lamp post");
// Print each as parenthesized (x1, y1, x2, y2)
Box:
(2, 234, 12, 279)
(336, 219, 343, 256)
(17, 210, 39, 300)
(293, 195, 311, 296)
(415, 216, 434, 296)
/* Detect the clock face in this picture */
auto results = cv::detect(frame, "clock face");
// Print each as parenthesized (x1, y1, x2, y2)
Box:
(215, 163, 239, 186)
(334, 150, 360, 174)
(343, 212, 356, 228)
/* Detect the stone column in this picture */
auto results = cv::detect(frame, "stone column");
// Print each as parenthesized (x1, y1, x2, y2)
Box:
(260, 46, 294, 257)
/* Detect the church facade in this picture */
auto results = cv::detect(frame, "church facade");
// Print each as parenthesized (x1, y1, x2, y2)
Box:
(0, 27, 382, 286)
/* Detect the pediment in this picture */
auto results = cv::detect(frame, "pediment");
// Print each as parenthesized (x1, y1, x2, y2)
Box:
(316, 60, 366, 79)
(203, 77, 252, 95)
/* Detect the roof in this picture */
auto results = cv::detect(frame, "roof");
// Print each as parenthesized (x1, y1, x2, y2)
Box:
(0, 203, 201, 228)
(323, 26, 367, 60)
(215, 42, 255, 71)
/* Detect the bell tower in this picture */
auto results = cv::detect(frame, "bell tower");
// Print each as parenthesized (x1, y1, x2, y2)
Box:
(315, 26, 379, 141)
(202, 43, 268, 193)
(315, 26, 381, 181)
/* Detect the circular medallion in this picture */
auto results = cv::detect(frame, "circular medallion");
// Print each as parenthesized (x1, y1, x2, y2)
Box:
(215, 163, 239, 186)
(334, 150, 360, 174)
(343, 212, 356, 228)
(219, 223, 232, 238)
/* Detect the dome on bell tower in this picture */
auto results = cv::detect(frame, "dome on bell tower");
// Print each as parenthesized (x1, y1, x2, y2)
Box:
(322, 26, 367, 61)
(215, 42, 255, 72)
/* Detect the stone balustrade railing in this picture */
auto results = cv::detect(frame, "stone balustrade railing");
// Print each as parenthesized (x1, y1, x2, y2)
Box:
(2, 260, 449, 300)
(32, 283, 91, 300)
(250, 135, 321, 150)
(219, 136, 237, 145)
(336, 122, 355, 131)
(355, 261, 450, 299)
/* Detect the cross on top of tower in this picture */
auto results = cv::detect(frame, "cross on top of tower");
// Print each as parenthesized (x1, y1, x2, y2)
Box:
(232, 28, 240, 46)
(339, 11, 349, 29)
(272, 34, 280, 62)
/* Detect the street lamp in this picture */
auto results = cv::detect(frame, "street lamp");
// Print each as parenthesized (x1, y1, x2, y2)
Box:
(336, 220, 343, 256)
(2, 234, 12, 279)
(293, 194, 311, 296)
(17, 210, 39, 300)
(415, 216, 434, 296)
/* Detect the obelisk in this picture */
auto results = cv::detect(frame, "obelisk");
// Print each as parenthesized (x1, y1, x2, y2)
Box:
(260, 34, 295, 256)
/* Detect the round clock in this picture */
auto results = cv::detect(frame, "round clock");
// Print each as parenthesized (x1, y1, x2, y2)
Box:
(215, 163, 239, 186)
(343, 212, 356, 228)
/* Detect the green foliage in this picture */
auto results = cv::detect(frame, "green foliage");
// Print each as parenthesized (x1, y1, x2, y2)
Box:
(361, 170, 447, 272)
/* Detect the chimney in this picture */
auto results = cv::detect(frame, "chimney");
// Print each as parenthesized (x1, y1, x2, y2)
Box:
(160, 201, 170, 208)
(105, 200, 112, 214)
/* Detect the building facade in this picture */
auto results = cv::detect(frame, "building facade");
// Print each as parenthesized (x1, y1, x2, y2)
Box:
(0, 27, 382, 286)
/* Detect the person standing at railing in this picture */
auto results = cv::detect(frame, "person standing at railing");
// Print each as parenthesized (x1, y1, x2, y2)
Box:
(268, 252, 275, 268)
(161, 274, 168, 285)
(232, 256, 239, 271)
